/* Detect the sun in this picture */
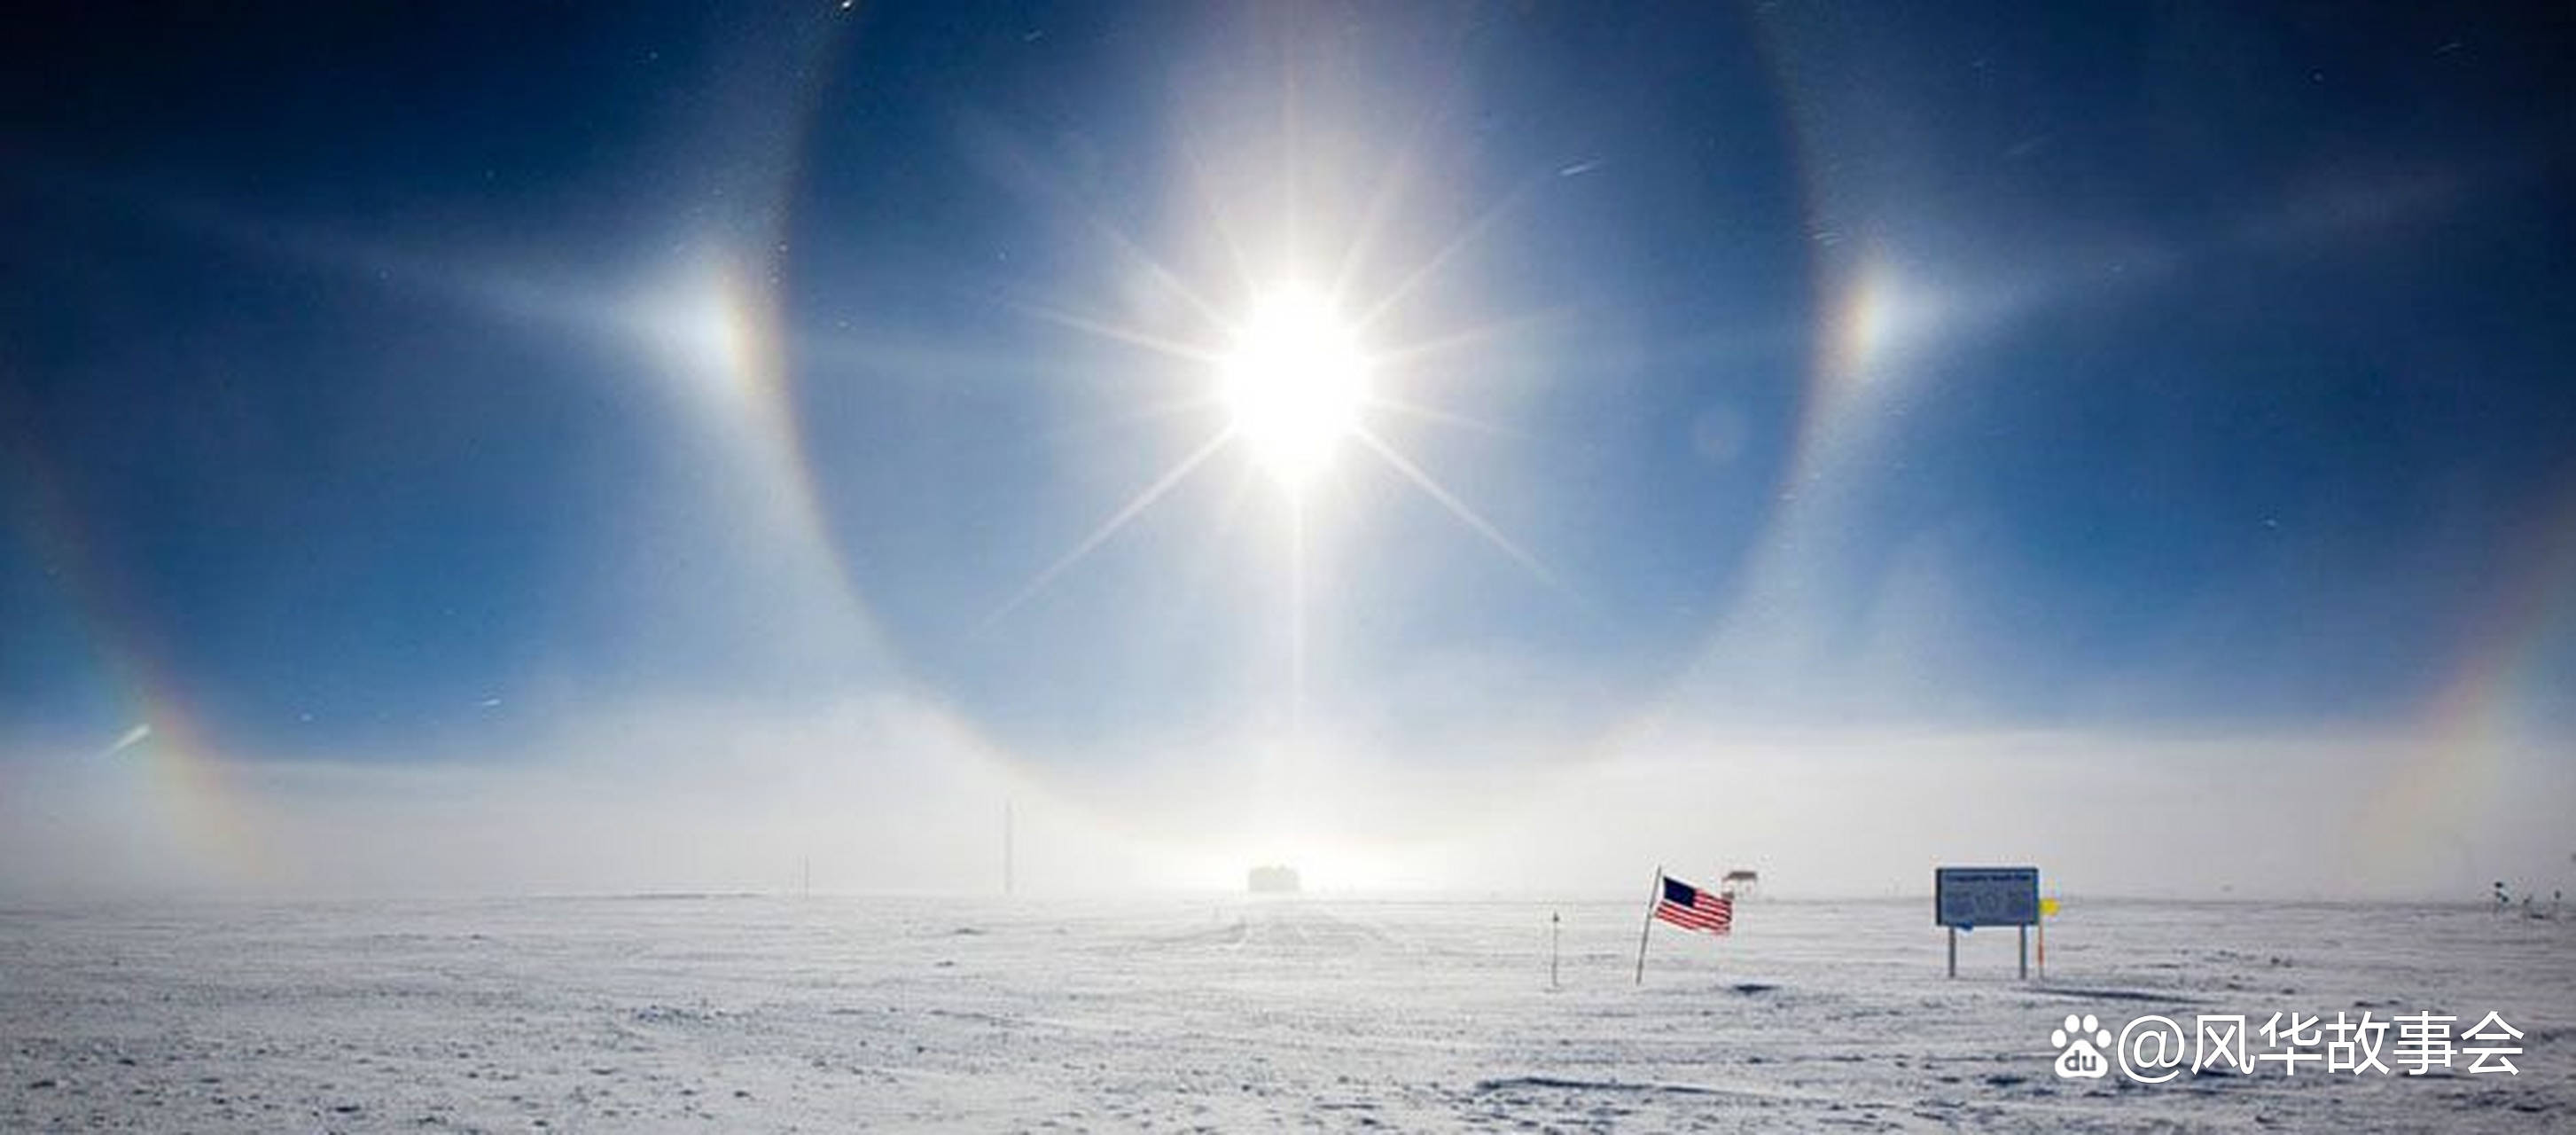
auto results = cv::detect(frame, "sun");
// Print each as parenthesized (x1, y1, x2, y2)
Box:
(985, 262, 1556, 630)
(1219, 286, 1370, 490)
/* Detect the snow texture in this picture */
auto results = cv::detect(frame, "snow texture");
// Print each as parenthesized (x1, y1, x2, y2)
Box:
(2, 896, 2567, 1131)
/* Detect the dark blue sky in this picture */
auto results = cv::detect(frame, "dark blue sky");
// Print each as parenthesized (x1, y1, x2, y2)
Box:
(4, 2, 2572, 770)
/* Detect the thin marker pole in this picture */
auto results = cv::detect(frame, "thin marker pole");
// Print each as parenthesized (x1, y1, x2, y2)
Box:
(1634, 866, 1661, 986)
(1550, 912, 1561, 990)
(1713, 890, 1725, 985)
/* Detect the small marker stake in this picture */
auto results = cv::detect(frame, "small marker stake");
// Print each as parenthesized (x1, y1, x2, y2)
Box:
(1550, 912, 1561, 990)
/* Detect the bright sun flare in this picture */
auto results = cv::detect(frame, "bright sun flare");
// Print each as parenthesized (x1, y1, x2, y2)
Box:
(1220, 287, 1370, 489)
(987, 261, 1555, 630)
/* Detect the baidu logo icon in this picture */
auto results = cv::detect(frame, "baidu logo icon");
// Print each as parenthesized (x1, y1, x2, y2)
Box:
(2051, 1014, 2114, 1079)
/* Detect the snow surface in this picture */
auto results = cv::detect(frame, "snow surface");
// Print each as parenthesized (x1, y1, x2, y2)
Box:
(2, 896, 2567, 1131)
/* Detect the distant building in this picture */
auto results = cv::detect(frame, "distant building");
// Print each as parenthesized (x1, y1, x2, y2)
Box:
(1248, 865, 1301, 894)
(1721, 869, 1760, 897)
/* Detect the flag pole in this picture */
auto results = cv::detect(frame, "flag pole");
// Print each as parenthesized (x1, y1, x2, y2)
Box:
(1634, 865, 1661, 986)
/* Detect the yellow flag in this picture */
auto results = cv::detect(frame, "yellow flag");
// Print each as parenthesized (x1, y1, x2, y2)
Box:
(2040, 897, 2062, 917)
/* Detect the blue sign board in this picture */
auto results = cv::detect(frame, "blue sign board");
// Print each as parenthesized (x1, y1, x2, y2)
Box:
(1935, 866, 2040, 928)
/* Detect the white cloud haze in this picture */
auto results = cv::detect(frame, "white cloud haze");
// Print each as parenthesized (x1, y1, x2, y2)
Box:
(5, 690, 2565, 904)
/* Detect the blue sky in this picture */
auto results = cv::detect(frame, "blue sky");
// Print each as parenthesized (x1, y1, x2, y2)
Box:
(2, 4, 2571, 895)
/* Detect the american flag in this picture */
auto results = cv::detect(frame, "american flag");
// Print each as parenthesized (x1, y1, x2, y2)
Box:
(1652, 873, 1733, 935)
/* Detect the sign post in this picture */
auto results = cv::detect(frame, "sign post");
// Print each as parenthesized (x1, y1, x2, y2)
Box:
(1934, 866, 2041, 980)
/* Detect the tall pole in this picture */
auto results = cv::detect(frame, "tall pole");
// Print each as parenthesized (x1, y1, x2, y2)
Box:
(1003, 799, 1015, 896)
(1550, 912, 1561, 990)
(2018, 924, 2029, 981)
(1634, 866, 1661, 986)
(1947, 927, 1957, 979)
